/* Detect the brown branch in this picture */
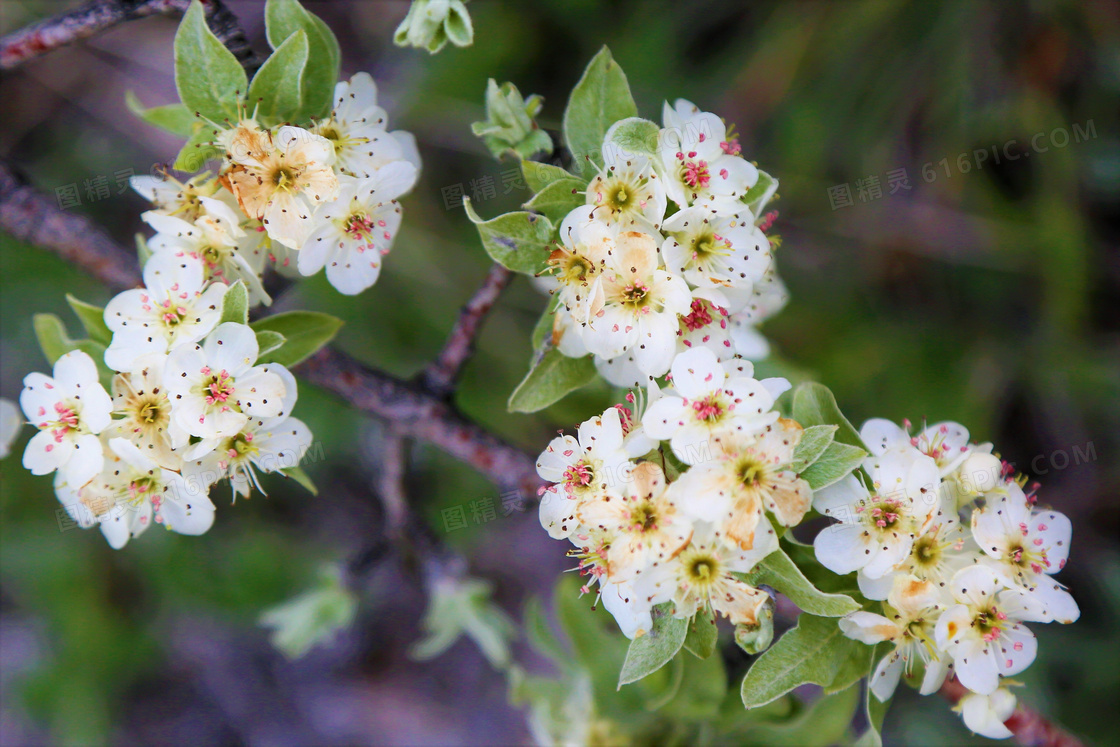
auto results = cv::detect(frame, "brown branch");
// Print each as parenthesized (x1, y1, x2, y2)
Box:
(297, 347, 540, 497)
(422, 263, 513, 397)
(0, 0, 259, 71)
(0, 161, 143, 290)
(938, 676, 1084, 747)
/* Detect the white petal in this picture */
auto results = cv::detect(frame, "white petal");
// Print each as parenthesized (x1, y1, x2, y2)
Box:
(203, 322, 259, 376)
(870, 653, 904, 702)
(839, 611, 898, 645)
(860, 418, 906, 456)
(813, 522, 871, 575)
(60, 433, 105, 487)
(23, 429, 72, 475)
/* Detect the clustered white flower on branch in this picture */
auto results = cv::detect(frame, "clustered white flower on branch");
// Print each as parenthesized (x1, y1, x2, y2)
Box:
(502, 52, 1082, 736)
(535, 346, 802, 640)
(136, 70, 419, 301)
(819, 417, 1079, 739)
(536, 98, 786, 390)
(4, 0, 404, 549)
(465, 47, 786, 415)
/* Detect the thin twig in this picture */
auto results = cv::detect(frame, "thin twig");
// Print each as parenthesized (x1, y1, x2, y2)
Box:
(0, 0, 259, 71)
(938, 676, 1084, 747)
(422, 263, 514, 397)
(376, 429, 410, 537)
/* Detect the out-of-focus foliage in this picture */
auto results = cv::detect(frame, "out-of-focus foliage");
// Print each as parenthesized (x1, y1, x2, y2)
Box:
(1, 0, 1117, 744)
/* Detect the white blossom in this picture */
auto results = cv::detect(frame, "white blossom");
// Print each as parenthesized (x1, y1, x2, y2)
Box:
(298, 162, 417, 294)
(934, 564, 1046, 695)
(223, 123, 340, 250)
(586, 148, 666, 235)
(104, 250, 228, 371)
(658, 99, 758, 209)
(582, 230, 691, 377)
(642, 347, 781, 465)
(163, 322, 288, 443)
(536, 406, 632, 540)
(640, 520, 777, 626)
(56, 437, 215, 549)
(971, 482, 1079, 623)
(813, 447, 942, 578)
(839, 575, 951, 701)
(20, 351, 112, 487)
(576, 461, 693, 582)
(105, 353, 189, 470)
(956, 687, 1017, 740)
(182, 363, 311, 499)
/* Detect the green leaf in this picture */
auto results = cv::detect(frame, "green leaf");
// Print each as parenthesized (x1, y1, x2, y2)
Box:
(658, 648, 727, 721)
(250, 311, 344, 367)
(248, 29, 308, 125)
(174, 0, 247, 122)
(728, 685, 860, 747)
(739, 614, 867, 709)
(173, 126, 223, 172)
(65, 295, 112, 347)
(791, 382, 865, 449)
(219, 281, 249, 325)
(280, 465, 318, 495)
(562, 46, 638, 178)
(508, 348, 597, 413)
(618, 604, 688, 687)
(265, 0, 340, 119)
(789, 424, 837, 473)
(463, 198, 555, 275)
(603, 116, 660, 157)
(801, 441, 868, 491)
(530, 296, 560, 351)
(254, 329, 287, 357)
(124, 91, 194, 138)
(523, 178, 586, 223)
(742, 549, 860, 617)
(259, 565, 356, 658)
(410, 577, 516, 669)
(683, 607, 718, 659)
(522, 160, 584, 193)
(135, 233, 152, 265)
(743, 170, 779, 218)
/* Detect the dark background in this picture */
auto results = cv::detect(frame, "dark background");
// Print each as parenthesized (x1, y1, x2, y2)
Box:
(1, 1, 1118, 744)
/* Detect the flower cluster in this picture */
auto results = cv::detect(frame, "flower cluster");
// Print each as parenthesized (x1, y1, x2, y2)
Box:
(138, 72, 420, 302)
(817, 418, 1079, 739)
(19, 303, 313, 549)
(535, 346, 801, 638)
(537, 99, 787, 388)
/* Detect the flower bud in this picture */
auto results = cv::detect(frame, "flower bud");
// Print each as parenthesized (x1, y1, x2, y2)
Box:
(734, 604, 774, 654)
(956, 451, 1004, 497)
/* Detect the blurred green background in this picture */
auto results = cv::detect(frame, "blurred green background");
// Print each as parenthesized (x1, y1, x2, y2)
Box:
(1, 0, 1118, 744)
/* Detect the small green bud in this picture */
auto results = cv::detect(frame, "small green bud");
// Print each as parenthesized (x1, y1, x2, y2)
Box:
(394, 0, 473, 54)
(471, 79, 552, 160)
(734, 603, 775, 654)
